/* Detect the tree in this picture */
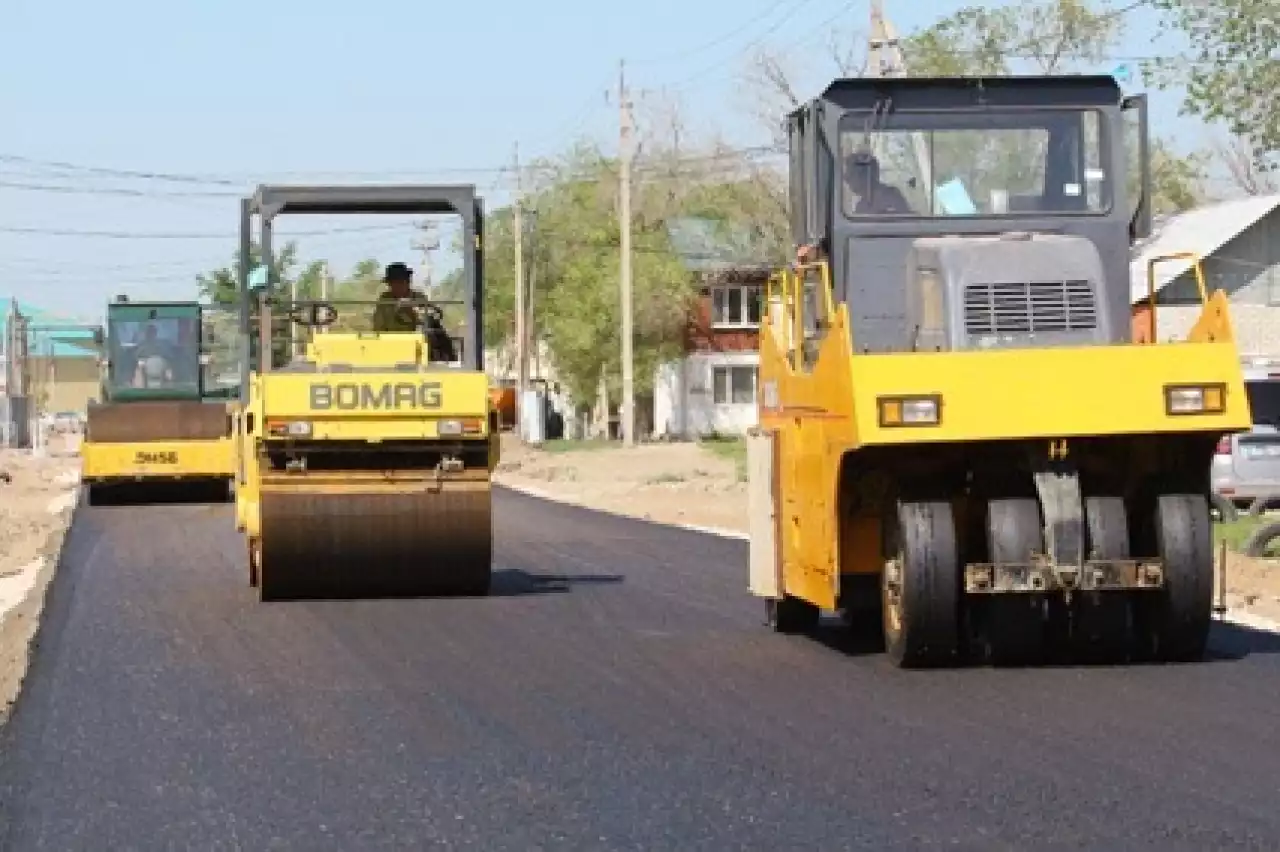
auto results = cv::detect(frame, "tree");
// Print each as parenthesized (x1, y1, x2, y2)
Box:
(1146, 0, 1279, 177)
(195, 241, 303, 306)
(742, 0, 1206, 214)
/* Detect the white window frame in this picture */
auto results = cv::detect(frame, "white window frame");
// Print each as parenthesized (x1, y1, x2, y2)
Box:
(711, 363, 758, 406)
(710, 284, 763, 329)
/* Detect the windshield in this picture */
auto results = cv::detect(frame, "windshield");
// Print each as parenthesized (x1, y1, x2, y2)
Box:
(838, 109, 1109, 219)
(106, 315, 201, 396)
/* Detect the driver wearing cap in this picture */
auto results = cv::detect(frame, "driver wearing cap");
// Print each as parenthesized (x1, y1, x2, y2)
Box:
(372, 262, 429, 332)
(371, 261, 458, 362)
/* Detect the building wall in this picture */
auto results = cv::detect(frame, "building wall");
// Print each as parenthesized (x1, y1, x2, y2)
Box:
(28, 355, 100, 415)
(684, 282, 763, 354)
(653, 350, 759, 439)
(1135, 209, 1280, 355)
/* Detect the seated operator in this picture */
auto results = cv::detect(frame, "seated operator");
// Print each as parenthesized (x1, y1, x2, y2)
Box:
(846, 150, 914, 215)
(130, 323, 176, 388)
(372, 261, 458, 362)
(795, 151, 915, 265)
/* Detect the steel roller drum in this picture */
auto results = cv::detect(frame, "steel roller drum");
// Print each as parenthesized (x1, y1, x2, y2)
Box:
(255, 470, 492, 601)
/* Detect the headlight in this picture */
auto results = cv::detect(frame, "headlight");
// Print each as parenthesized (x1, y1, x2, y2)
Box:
(1164, 384, 1226, 415)
(437, 418, 484, 437)
(265, 420, 312, 437)
(878, 395, 942, 427)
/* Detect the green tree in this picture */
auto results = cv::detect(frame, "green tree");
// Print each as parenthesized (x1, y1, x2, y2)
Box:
(1146, 0, 1279, 175)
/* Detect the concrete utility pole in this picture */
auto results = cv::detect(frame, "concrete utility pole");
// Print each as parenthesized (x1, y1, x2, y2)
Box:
(513, 143, 527, 413)
(868, 0, 933, 193)
(618, 59, 636, 447)
(412, 221, 439, 292)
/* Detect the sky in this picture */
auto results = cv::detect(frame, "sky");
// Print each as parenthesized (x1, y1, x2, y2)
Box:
(0, 0, 1200, 324)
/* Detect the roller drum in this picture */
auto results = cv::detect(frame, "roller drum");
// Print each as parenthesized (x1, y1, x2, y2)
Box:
(257, 475, 492, 600)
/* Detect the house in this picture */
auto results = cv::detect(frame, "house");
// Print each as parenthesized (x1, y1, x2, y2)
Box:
(0, 300, 101, 417)
(1130, 193, 1280, 361)
(652, 217, 777, 439)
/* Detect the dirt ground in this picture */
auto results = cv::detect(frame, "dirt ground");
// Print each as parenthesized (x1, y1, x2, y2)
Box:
(0, 435, 81, 724)
(494, 434, 1280, 624)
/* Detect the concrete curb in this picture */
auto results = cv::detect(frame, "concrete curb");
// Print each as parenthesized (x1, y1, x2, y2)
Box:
(496, 479, 1280, 636)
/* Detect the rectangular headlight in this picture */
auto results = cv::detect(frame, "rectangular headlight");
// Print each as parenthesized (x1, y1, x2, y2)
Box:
(878, 395, 942, 427)
(438, 418, 484, 436)
(1164, 384, 1226, 415)
(265, 420, 312, 437)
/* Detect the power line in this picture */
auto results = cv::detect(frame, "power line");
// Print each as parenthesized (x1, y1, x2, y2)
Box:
(629, 0, 815, 66)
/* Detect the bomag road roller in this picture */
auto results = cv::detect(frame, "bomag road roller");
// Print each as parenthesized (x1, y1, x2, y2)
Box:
(82, 297, 237, 504)
(746, 74, 1252, 668)
(233, 184, 498, 601)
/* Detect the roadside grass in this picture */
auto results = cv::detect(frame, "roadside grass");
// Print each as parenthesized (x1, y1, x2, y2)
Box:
(698, 435, 747, 482)
(1215, 516, 1263, 551)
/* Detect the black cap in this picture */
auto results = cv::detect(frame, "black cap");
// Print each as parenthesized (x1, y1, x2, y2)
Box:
(383, 262, 413, 283)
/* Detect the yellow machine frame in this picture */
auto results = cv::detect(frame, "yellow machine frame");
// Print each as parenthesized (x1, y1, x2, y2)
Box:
(232, 183, 499, 602)
(747, 74, 1251, 669)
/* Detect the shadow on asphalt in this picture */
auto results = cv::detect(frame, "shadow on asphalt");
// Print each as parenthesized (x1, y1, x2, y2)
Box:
(83, 481, 233, 507)
(1205, 621, 1280, 660)
(793, 615, 1280, 667)
(488, 569, 624, 597)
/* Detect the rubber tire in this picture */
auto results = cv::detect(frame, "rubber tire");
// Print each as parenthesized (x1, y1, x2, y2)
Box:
(882, 500, 961, 669)
(1074, 495, 1133, 664)
(1212, 492, 1241, 523)
(1242, 519, 1280, 559)
(1139, 494, 1214, 662)
(769, 595, 820, 634)
(983, 498, 1047, 667)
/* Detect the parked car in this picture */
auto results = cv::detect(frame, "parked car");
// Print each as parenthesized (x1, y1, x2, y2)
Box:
(1213, 378, 1280, 509)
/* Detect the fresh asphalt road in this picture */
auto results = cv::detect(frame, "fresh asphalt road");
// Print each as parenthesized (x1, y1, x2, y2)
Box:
(2, 488, 1280, 851)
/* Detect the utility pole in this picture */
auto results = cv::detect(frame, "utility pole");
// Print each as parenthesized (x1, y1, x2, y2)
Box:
(618, 59, 636, 447)
(513, 143, 527, 421)
(412, 221, 439, 292)
(869, 0, 933, 193)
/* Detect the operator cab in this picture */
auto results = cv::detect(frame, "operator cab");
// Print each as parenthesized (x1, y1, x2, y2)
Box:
(788, 75, 1152, 354)
(103, 303, 202, 399)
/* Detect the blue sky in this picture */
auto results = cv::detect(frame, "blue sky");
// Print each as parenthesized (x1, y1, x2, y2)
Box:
(1, 0, 1198, 322)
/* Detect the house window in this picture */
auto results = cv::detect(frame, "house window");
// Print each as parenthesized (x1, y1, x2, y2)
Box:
(710, 285, 763, 328)
(712, 364, 757, 405)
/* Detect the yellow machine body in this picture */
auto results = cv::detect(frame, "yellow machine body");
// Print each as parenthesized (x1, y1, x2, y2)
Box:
(748, 75, 1251, 668)
(82, 399, 236, 502)
(751, 263, 1250, 612)
(234, 331, 500, 601)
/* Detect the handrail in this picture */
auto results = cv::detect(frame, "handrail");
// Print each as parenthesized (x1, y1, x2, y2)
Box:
(1144, 251, 1208, 343)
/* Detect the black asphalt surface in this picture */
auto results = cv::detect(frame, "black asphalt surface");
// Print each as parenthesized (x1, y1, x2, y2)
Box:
(2, 488, 1280, 851)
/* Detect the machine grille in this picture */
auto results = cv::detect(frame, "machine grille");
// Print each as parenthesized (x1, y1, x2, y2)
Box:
(963, 280, 1098, 335)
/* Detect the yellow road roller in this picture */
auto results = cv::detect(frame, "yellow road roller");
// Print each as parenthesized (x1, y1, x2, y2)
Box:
(82, 298, 236, 504)
(747, 74, 1252, 667)
(233, 184, 499, 601)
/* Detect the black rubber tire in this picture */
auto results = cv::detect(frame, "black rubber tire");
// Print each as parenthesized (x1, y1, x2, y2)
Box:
(983, 498, 1047, 667)
(1074, 495, 1133, 664)
(1136, 494, 1214, 662)
(882, 500, 961, 668)
(1242, 520, 1280, 558)
(1246, 494, 1280, 518)
(768, 595, 820, 634)
(1211, 492, 1241, 523)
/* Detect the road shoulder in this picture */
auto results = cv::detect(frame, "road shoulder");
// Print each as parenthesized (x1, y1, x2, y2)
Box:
(0, 446, 81, 726)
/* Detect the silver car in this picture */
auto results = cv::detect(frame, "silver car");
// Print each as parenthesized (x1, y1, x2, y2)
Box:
(1213, 379, 1280, 508)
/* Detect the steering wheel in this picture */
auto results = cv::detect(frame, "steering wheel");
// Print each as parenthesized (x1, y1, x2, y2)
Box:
(287, 302, 340, 328)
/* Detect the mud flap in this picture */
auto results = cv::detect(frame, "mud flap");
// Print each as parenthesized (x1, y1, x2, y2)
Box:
(1032, 465, 1085, 573)
(747, 428, 781, 599)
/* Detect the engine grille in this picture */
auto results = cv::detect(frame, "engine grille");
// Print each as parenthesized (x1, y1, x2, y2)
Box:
(963, 280, 1098, 336)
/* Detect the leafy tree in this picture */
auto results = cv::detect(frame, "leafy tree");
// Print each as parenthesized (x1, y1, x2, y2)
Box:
(1146, 0, 1279, 176)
